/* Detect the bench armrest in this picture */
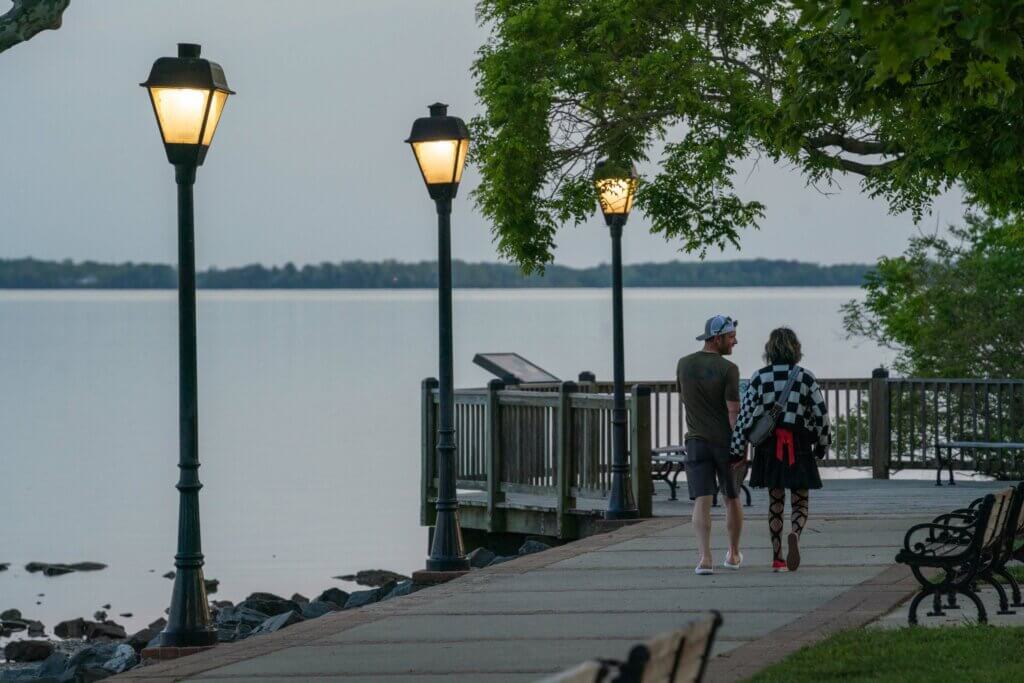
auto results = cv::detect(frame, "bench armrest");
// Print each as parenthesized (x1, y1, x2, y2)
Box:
(903, 522, 975, 555)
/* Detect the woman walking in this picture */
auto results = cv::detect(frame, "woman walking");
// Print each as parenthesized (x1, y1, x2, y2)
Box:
(730, 328, 831, 572)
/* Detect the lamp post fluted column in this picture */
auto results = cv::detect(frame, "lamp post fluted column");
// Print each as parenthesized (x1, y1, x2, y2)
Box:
(160, 162, 216, 646)
(427, 196, 468, 571)
(606, 216, 637, 519)
(594, 160, 640, 520)
(406, 103, 471, 574)
(140, 42, 234, 648)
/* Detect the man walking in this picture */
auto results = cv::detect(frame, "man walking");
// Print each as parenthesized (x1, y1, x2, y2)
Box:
(676, 315, 745, 574)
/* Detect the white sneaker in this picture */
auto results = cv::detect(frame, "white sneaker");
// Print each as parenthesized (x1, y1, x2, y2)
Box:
(723, 551, 743, 570)
(694, 565, 714, 575)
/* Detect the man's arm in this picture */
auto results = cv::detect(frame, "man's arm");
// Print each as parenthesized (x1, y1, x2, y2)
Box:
(727, 400, 740, 429)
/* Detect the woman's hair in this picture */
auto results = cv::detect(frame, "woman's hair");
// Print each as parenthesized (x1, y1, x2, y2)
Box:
(763, 327, 803, 365)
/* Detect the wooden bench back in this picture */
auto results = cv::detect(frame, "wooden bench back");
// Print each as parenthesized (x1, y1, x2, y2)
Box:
(638, 610, 722, 683)
(538, 612, 722, 683)
(980, 488, 1015, 552)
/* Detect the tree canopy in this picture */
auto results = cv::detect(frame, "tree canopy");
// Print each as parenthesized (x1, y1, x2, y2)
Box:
(842, 214, 1024, 378)
(472, 1, 1024, 272)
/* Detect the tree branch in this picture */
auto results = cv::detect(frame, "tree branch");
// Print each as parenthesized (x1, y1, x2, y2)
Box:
(0, 0, 69, 54)
(804, 132, 899, 156)
(802, 144, 902, 176)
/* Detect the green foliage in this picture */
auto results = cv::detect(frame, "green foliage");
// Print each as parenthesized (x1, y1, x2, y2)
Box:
(748, 625, 1024, 682)
(0, 257, 870, 289)
(473, 1, 1024, 272)
(842, 214, 1024, 378)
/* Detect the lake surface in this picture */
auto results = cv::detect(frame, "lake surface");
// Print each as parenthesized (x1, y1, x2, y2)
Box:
(0, 287, 889, 634)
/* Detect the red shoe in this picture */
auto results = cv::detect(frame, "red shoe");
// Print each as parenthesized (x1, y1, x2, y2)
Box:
(772, 560, 788, 572)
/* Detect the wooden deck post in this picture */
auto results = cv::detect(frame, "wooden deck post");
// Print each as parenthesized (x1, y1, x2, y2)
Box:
(420, 377, 439, 526)
(485, 379, 506, 533)
(869, 367, 891, 480)
(630, 385, 653, 517)
(556, 381, 578, 538)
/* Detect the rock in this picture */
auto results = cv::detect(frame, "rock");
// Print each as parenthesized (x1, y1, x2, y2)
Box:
(162, 571, 175, 579)
(55, 618, 80, 639)
(127, 624, 162, 653)
(42, 565, 75, 577)
(0, 564, 8, 572)
(290, 593, 309, 605)
(4, 640, 55, 663)
(300, 601, 336, 620)
(148, 618, 167, 631)
(211, 600, 234, 610)
(250, 610, 303, 636)
(383, 580, 415, 600)
(86, 620, 126, 641)
(315, 588, 349, 606)
(0, 610, 21, 621)
(237, 594, 300, 617)
(344, 580, 396, 610)
(487, 555, 514, 566)
(118, 613, 132, 619)
(468, 547, 496, 568)
(214, 606, 269, 643)
(0, 668, 46, 682)
(26, 620, 45, 637)
(204, 578, 219, 594)
(518, 540, 551, 555)
(100, 605, 110, 610)
(1, 620, 27, 634)
(24, 562, 47, 573)
(334, 569, 410, 587)
(101, 643, 137, 674)
(67, 563, 106, 572)
(93, 611, 107, 622)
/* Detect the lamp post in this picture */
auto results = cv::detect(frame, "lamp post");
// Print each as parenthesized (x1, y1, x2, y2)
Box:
(141, 43, 234, 647)
(595, 160, 639, 520)
(406, 103, 470, 572)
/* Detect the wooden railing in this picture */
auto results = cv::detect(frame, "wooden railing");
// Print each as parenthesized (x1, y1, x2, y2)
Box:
(420, 371, 1024, 535)
(521, 373, 874, 467)
(421, 378, 652, 538)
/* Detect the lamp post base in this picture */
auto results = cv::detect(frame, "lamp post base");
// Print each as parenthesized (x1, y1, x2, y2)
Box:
(604, 508, 639, 521)
(412, 569, 471, 585)
(142, 644, 217, 662)
(150, 627, 218, 649)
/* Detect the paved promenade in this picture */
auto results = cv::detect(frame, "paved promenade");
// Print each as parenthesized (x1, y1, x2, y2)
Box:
(119, 480, 1007, 683)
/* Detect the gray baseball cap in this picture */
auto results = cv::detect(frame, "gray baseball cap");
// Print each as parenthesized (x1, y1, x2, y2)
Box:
(696, 314, 738, 341)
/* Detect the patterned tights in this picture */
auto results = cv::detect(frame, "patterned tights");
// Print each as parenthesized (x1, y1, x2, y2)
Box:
(768, 488, 809, 562)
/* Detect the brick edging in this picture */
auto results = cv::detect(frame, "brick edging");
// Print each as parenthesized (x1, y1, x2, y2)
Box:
(114, 516, 685, 681)
(703, 563, 919, 682)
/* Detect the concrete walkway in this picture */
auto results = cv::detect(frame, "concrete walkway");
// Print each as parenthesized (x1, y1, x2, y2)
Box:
(119, 480, 1009, 683)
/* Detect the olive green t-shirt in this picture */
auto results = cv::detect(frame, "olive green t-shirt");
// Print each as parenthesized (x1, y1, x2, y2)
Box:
(676, 351, 740, 447)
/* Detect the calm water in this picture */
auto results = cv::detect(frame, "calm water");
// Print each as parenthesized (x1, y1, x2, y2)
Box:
(0, 288, 888, 633)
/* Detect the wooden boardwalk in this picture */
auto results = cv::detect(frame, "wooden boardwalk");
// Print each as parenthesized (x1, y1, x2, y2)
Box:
(120, 479, 1010, 682)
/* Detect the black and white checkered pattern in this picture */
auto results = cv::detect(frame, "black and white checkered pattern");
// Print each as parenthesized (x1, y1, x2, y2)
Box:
(729, 364, 832, 458)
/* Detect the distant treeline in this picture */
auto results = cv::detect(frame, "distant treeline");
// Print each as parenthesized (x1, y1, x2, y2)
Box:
(0, 257, 871, 289)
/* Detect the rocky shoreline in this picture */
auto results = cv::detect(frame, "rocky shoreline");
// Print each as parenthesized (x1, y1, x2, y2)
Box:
(0, 541, 551, 681)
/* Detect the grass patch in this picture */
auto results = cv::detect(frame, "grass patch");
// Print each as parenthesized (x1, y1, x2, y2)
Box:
(745, 625, 1024, 683)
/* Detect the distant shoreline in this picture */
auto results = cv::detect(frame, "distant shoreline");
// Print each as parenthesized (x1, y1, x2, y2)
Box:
(0, 258, 872, 289)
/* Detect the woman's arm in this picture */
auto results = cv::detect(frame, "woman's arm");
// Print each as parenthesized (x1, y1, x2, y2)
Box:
(806, 373, 832, 455)
(729, 378, 758, 459)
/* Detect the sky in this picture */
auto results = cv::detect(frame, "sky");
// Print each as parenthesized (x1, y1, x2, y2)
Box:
(0, 0, 966, 269)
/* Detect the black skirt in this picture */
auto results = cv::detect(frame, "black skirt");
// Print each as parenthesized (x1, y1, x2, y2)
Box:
(749, 426, 823, 491)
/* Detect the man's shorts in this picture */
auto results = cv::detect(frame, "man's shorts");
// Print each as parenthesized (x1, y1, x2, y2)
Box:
(684, 437, 740, 500)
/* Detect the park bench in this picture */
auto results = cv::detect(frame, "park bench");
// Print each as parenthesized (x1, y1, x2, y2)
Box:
(895, 487, 1016, 624)
(539, 611, 722, 683)
(928, 481, 1024, 611)
(933, 440, 1024, 486)
(651, 445, 751, 507)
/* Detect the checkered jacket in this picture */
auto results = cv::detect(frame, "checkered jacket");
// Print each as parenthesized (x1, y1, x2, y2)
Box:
(729, 364, 831, 458)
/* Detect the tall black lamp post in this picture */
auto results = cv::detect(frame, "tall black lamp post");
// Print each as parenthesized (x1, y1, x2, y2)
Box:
(595, 160, 639, 520)
(141, 43, 234, 647)
(406, 103, 470, 572)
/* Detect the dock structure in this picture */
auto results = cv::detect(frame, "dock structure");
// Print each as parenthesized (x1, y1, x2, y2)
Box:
(121, 479, 1010, 682)
(424, 371, 1024, 543)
